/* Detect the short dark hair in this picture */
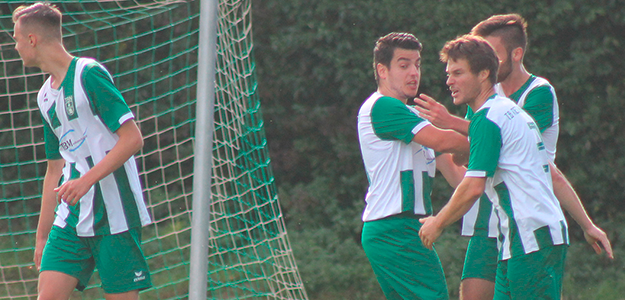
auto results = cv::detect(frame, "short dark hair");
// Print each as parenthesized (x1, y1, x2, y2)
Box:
(13, 2, 63, 41)
(470, 14, 528, 56)
(373, 32, 422, 82)
(440, 34, 499, 85)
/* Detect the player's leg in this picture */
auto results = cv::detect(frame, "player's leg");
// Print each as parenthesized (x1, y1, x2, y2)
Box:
(494, 244, 567, 300)
(459, 235, 497, 300)
(93, 227, 152, 296)
(38, 225, 96, 299)
(362, 213, 449, 300)
(37, 271, 78, 300)
(460, 278, 494, 300)
(104, 290, 139, 300)
(507, 244, 567, 299)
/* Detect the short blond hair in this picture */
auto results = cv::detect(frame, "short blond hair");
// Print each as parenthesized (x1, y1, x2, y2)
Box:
(13, 2, 63, 41)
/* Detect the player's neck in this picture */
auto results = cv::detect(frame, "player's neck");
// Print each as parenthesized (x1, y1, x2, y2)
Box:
(39, 45, 74, 89)
(468, 85, 495, 112)
(499, 64, 531, 97)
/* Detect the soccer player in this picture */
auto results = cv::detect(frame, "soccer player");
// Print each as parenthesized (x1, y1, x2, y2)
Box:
(357, 32, 469, 300)
(418, 34, 612, 299)
(415, 14, 613, 300)
(12, 3, 152, 299)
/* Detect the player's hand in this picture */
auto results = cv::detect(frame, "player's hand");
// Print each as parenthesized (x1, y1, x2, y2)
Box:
(33, 238, 46, 271)
(419, 216, 443, 250)
(414, 94, 453, 129)
(583, 225, 614, 259)
(54, 178, 91, 206)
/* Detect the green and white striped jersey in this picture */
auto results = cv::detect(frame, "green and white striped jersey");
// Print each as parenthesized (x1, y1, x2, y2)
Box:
(38, 57, 151, 237)
(465, 94, 567, 260)
(462, 75, 559, 238)
(357, 92, 436, 222)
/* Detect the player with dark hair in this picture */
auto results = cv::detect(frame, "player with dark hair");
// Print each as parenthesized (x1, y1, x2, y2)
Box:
(358, 32, 469, 300)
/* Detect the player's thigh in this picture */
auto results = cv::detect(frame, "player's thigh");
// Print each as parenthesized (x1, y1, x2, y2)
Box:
(460, 278, 495, 300)
(495, 245, 567, 300)
(92, 228, 152, 294)
(40, 225, 96, 292)
(461, 235, 498, 282)
(38, 270, 78, 300)
(105, 290, 139, 300)
(362, 214, 448, 300)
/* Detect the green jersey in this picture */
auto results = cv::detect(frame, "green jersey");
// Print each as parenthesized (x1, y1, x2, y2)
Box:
(358, 92, 437, 221)
(462, 75, 559, 237)
(466, 94, 567, 260)
(38, 57, 151, 237)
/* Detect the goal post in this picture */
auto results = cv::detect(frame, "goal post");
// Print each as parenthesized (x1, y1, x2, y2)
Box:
(0, 1, 308, 299)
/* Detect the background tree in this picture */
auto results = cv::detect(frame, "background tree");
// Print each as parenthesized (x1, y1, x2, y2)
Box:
(253, 0, 625, 298)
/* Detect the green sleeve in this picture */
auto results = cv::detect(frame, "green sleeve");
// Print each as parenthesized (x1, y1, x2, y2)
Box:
(467, 109, 501, 177)
(370, 96, 426, 144)
(81, 63, 132, 132)
(521, 85, 555, 133)
(41, 115, 62, 160)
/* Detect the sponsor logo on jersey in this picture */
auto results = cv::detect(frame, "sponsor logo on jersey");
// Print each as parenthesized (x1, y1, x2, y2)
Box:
(59, 129, 87, 152)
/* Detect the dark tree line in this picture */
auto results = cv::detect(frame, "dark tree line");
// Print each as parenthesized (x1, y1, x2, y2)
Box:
(253, 0, 625, 299)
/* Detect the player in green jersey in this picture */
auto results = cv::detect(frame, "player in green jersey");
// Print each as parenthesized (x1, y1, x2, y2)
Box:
(418, 34, 612, 300)
(358, 32, 469, 300)
(13, 3, 152, 299)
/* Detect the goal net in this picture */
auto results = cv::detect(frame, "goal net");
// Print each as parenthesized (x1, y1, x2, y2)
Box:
(0, 1, 307, 299)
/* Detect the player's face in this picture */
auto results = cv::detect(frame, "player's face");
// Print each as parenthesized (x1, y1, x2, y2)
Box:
(383, 48, 421, 100)
(485, 35, 512, 83)
(446, 58, 482, 106)
(13, 20, 35, 67)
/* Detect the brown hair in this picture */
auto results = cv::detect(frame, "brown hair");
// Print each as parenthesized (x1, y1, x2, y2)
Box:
(470, 14, 528, 56)
(440, 34, 499, 85)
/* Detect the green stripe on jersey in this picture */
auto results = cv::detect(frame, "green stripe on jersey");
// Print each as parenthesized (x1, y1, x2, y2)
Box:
(400, 170, 415, 213)
(495, 182, 525, 259)
(113, 165, 142, 229)
(86, 156, 111, 235)
(422, 172, 433, 215)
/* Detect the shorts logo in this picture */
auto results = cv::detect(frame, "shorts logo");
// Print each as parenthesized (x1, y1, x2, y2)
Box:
(133, 270, 146, 282)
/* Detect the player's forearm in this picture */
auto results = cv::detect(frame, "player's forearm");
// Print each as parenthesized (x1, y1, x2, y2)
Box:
(37, 160, 64, 242)
(550, 163, 595, 230)
(449, 117, 470, 136)
(436, 131, 470, 154)
(81, 120, 143, 187)
(433, 177, 484, 228)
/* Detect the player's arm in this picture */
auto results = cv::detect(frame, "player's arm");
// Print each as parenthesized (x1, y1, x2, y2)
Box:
(34, 158, 64, 270)
(55, 120, 143, 205)
(419, 176, 486, 249)
(436, 153, 466, 188)
(550, 162, 614, 259)
(371, 96, 468, 154)
(412, 125, 469, 154)
(414, 94, 470, 136)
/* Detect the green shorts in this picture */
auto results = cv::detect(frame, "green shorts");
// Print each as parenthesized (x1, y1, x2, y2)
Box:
(40, 225, 152, 294)
(361, 213, 449, 300)
(461, 235, 498, 282)
(494, 244, 567, 300)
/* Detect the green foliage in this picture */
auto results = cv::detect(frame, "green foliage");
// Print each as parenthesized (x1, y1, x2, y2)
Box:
(254, 0, 625, 298)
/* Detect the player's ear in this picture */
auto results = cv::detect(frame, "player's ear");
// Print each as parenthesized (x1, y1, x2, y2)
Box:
(478, 69, 490, 82)
(511, 47, 524, 63)
(376, 63, 388, 80)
